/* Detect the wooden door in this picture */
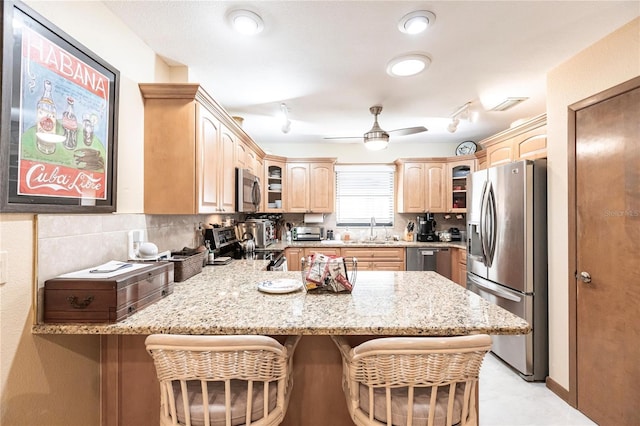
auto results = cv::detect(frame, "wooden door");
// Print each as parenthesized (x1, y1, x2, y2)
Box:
(573, 78, 639, 425)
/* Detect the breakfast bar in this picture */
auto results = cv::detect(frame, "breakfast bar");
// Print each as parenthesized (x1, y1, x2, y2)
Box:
(33, 259, 530, 426)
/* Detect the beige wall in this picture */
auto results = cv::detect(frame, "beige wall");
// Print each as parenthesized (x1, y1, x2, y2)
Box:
(546, 18, 640, 390)
(0, 1, 171, 424)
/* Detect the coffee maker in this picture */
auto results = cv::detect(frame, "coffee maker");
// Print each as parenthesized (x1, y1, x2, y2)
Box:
(417, 213, 437, 242)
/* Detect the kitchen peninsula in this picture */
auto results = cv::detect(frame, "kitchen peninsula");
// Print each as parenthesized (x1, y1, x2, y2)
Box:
(33, 259, 529, 426)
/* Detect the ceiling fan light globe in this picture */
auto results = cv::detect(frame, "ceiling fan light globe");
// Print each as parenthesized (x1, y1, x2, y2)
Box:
(364, 138, 388, 151)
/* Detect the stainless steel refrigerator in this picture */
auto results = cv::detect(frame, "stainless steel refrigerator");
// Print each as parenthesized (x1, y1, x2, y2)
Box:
(466, 159, 548, 381)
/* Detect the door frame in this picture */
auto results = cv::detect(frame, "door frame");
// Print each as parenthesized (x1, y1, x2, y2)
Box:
(566, 75, 640, 408)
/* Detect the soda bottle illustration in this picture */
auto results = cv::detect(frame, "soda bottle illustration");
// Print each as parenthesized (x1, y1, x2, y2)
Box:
(62, 96, 78, 150)
(36, 80, 58, 154)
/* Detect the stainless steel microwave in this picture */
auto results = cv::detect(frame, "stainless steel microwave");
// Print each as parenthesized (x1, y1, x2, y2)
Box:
(235, 168, 261, 213)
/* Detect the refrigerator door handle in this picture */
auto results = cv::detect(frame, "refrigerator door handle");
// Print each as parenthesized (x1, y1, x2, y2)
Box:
(479, 181, 489, 266)
(468, 274, 522, 302)
(486, 183, 497, 266)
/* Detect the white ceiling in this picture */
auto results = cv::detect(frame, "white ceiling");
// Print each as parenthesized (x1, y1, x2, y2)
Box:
(103, 1, 638, 150)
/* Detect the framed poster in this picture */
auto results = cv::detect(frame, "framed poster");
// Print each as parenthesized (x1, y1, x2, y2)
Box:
(1, 0, 119, 213)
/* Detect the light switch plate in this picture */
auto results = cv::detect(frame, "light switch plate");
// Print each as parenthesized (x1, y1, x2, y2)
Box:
(0, 251, 8, 284)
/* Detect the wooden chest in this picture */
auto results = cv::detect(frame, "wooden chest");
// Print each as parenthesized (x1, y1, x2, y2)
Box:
(44, 262, 174, 323)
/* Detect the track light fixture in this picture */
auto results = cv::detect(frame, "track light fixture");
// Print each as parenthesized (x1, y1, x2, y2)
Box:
(447, 102, 472, 133)
(280, 103, 291, 134)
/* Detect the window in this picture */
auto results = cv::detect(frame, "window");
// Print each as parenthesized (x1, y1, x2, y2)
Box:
(335, 165, 394, 226)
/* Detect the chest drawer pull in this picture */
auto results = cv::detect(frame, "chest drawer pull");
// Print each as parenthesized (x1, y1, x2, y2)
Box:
(66, 296, 94, 309)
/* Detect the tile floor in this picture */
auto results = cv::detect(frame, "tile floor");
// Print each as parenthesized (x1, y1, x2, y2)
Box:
(480, 354, 597, 426)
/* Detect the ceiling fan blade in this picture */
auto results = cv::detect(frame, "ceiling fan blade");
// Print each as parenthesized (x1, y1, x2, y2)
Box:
(323, 136, 362, 140)
(388, 126, 428, 137)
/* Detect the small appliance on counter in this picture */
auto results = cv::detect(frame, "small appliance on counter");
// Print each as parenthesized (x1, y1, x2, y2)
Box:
(236, 219, 275, 248)
(206, 226, 286, 270)
(449, 227, 462, 241)
(416, 213, 437, 242)
(127, 229, 171, 261)
(292, 226, 324, 241)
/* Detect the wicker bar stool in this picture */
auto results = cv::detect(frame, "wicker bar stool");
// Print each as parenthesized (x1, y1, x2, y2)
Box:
(331, 335, 492, 426)
(145, 334, 301, 426)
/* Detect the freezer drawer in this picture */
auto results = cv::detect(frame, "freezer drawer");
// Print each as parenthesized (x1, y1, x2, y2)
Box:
(467, 272, 547, 381)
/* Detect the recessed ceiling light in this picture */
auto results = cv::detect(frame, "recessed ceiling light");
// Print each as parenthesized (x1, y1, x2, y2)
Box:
(398, 11, 436, 35)
(386, 54, 431, 77)
(227, 10, 264, 35)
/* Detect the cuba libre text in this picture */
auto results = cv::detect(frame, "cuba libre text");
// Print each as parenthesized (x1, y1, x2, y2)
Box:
(21, 162, 104, 199)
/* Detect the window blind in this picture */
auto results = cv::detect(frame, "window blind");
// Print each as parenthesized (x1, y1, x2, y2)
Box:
(335, 165, 394, 226)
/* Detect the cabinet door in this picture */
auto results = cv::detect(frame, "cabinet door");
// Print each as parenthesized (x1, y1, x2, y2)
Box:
(425, 162, 446, 212)
(486, 142, 513, 167)
(219, 126, 236, 212)
(235, 141, 248, 169)
(309, 162, 335, 212)
(447, 159, 475, 213)
(400, 163, 425, 213)
(196, 105, 220, 214)
(264, 160, 285, 212)
(285, 248, 304, 271)
(143, 98, 197, 214)
(287, 163, 310, 212)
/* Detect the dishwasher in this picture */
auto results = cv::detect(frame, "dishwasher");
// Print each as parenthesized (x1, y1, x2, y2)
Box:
(406, 247, 451, 279)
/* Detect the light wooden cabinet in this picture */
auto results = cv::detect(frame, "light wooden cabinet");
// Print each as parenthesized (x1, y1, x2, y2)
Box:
(396, 160, 446, 213)
(477, 114, 547, 170)
(304, 247, 341, 257)
(288, 246, 405, 271)
(450, 247, 467, 287)
(236, 141, 263, 179)
(285, 247, 304, 271)
(446, 158, 475, 213)
(341, 247, 405, 271)
(140, 83, 264, 214)
(263, 157, 286, 212)
(235, 141, 248, 169)
(140, 84, 222, 214)
(219, 124, 237, 213)
(285, 159, 336, 213)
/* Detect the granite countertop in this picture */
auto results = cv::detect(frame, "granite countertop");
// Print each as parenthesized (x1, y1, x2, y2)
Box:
(33, 258, 528, 337)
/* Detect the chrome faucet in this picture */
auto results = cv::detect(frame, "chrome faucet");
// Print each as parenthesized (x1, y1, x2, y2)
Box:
(370, 217, 376, 240)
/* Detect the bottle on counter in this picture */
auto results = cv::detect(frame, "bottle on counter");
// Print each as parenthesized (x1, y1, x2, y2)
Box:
(343, 228, 351, 241)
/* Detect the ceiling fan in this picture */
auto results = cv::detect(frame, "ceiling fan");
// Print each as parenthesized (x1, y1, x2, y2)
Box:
(325, 105, 427, 150)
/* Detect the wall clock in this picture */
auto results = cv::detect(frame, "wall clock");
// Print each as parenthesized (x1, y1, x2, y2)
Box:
(455, 140, 477, 156)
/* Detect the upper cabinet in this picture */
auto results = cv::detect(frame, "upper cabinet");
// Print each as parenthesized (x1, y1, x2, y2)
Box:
(286, 159, 336, 213)
(446, 158, 475, 213)
(477, 114, 547, 170)
(395, 160, 446, 213)
(139, 83, 264, 214)
(263, 156, 286, 212)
